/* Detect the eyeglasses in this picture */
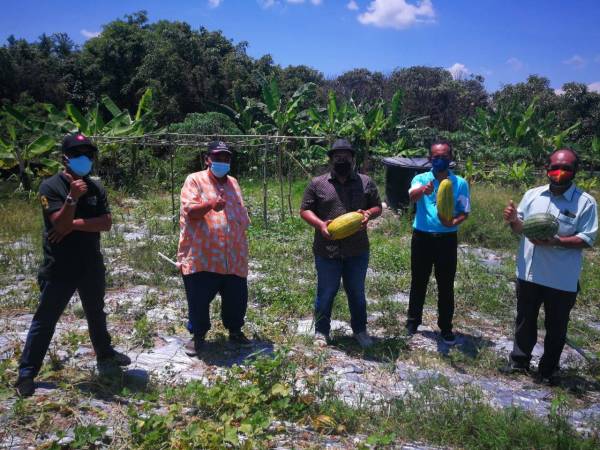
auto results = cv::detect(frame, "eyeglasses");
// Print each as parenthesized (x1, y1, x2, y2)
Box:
(549, 164, 574, 171)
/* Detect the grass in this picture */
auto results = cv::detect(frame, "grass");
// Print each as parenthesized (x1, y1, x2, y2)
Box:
(1, 177, 599, 448)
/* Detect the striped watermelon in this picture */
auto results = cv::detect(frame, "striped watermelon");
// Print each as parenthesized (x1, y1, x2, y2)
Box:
(523, 213, 559, 240)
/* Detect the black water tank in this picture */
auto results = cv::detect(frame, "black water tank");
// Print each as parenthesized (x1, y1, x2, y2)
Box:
(382, 157, 430, 210)
(382, 157, 457, 209)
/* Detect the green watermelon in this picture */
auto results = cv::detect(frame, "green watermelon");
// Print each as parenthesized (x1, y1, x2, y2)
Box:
(522, 213, 559, 240)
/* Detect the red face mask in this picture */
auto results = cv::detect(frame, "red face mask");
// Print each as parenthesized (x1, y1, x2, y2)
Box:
(547, 169, 574, 185)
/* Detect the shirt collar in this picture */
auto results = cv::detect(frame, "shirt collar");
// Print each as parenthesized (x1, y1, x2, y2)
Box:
(328, 170, 358, 182)
(541, 183, 577, 201)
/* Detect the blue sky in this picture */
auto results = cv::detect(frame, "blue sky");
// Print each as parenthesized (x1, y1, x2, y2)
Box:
(3, 0, 600, 92)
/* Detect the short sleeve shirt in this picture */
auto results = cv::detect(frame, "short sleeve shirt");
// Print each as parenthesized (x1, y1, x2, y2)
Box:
(177, 170, 250, 278)
(38, 173, 110, 280)
(409, 170, 471, 233)
(300, 171, 381, 259)
(516, 183, 598, 292)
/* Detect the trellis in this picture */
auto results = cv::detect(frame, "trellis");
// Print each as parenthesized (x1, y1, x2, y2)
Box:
(89, 133, 329, 229)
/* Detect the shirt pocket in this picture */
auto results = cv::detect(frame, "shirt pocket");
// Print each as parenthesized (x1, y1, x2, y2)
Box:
(557, 212, 577, 236)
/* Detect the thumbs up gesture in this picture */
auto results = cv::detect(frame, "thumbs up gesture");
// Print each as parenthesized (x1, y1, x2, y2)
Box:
(503, 200, 518, 224)
(212, 192, 226, 212)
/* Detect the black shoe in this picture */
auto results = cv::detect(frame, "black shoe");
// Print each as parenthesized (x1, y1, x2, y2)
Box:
(184, 336, 205, 357)
(229, 331, 252, 347)
(441, 330, 457, 345)
(535, 370, 560, 386)
(98, 349, 131, 367)
(15, 377, 35, 397)
(405, 323, 418, 336)
(499, 360, 530, 375)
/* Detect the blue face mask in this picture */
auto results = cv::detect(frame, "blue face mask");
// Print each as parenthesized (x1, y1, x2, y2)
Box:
(431, 157, 450, 173)
(67, 155, 93, 177)
(210, 162, 230, 178)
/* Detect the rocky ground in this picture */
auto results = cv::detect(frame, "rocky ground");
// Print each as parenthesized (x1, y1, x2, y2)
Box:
(1, 200, 599, 449)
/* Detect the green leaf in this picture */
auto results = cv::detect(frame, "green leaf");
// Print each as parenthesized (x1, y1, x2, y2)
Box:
(3, 105, 31, 130)
(135, 88, 153, 121)
(7, 123, 17, 142)
(65, 103, 89, 134)
(38, 158, 62, 172)
(327, 90, 338, 128)
(223, 423, 239, 445)
(101, 95, 122, 118)
(27, 135, 57, 157)
(104, 111, 132, 133)
(270, 383, 290, 397)
(261, 79, 278, 113)
(0, 136, 10, 150)
(390, 89, 404, 126)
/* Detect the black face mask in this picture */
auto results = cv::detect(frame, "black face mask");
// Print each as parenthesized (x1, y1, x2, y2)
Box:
(334, 161, 352, 176)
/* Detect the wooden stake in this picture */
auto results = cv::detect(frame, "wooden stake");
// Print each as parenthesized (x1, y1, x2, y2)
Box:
(262, 139, 268, 228)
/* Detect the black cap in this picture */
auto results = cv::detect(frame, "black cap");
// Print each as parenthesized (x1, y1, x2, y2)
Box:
(207, 140, 232, 154)
(327, 138, 355, 157)
(62, 133, 97, 153)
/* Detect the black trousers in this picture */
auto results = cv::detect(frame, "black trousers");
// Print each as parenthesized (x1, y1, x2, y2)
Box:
(182, 271, 248, 338)
(407, 230, 457, 332)
(19, 263, 113, 379)
(510, 279, 577, 377)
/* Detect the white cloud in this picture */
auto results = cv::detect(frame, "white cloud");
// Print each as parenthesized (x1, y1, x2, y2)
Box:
(563, 54, 586, 69)
(80, 29, 101, 39)
(258, 0, 278, 8)
(588, 82, 600, 93)
(358, 0, 435, 30)
(347, 0, 359, 10)
(283, 0, 323, 4)
(506, 57, 524, 71)
(554, 88, 565, 96)
(208, 0, 222, 7)
(446, 63, 469, 80)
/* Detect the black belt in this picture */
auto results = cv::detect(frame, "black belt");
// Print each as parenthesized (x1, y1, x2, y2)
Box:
(413, 229, 457, 238)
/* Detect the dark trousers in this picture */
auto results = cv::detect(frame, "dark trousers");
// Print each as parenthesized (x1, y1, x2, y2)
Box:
(19, 266, 112, 379)
(510, 279, 577, 376)
(314, 252, 369, 335)
(182, 271, 248, 338)
(407, 230, 457, 333)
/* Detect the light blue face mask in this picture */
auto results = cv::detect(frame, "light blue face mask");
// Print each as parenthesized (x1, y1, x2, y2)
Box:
(67, 155, 93, 177)
(210, 162, 230, 178)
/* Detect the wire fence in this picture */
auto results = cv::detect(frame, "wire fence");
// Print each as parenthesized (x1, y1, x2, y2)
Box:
(88, 133, 334, 230)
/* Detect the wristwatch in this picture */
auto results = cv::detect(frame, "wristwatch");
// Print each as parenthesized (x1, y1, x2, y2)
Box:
(65, 195, 77, 206)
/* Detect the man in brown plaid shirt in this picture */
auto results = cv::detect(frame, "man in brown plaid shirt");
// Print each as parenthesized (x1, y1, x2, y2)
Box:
(300, 139, 382, 348)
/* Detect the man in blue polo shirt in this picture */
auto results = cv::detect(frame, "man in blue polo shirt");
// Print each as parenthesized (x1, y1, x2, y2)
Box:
(502, 148, 597, 383)
(405, 140, 470, 344)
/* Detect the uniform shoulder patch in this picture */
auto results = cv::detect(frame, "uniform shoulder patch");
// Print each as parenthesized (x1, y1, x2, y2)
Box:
(40, 195, 49, 210)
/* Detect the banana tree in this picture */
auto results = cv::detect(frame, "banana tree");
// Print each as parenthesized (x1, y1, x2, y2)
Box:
(0, 118, 58, 191)
(348, 90, 404, 170)
(464, 97, 581, 163)
(255, 79, 316, 218)
(53, 88, 157, 137)
(307, 90, 357, 144)
(209, 90, 262, 134)
(47, 88, 158, 184)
